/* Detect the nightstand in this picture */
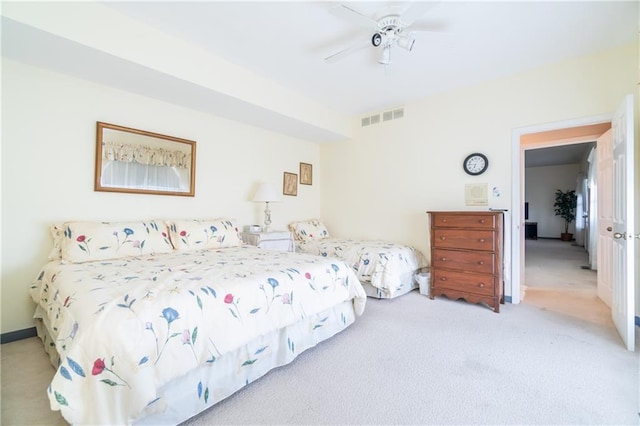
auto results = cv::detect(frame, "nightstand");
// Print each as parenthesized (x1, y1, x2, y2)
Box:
(242, 231, 295, 252)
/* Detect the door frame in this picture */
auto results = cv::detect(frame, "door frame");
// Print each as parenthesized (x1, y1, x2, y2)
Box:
(510, 113, 612, 304)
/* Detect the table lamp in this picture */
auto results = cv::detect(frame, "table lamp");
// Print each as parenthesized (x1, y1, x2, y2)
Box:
(252, 183, 281, 232)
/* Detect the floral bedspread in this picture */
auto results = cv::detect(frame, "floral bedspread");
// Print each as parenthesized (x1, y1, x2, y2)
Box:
(295, 238, 426, 295)
(30, 246, 366, 424)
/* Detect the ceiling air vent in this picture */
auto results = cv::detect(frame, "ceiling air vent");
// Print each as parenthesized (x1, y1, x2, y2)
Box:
(361, 107, 405, 127)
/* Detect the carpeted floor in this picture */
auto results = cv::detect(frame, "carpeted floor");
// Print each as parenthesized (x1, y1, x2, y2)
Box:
(182, 296, 638, 425)
(522, 238, 610, 325)
(1, 239, 638, 425)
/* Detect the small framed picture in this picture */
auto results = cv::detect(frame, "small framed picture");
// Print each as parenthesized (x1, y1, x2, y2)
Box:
(283, 172, 298, 196)
(300, 162, 312, 185)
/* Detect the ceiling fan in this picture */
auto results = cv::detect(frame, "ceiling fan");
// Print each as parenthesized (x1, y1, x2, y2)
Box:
(325, 2, 443, 65)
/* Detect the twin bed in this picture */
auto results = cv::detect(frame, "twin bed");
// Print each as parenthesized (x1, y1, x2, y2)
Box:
(289, 219, 427, 299)
(30, 217, 424, 424)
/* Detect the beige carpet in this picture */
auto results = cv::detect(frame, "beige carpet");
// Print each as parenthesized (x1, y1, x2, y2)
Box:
(522, 238, 611, 326)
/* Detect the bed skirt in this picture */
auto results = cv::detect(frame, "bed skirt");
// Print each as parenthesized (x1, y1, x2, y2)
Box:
(34, 300, 357, 425)
(361, 274, 418, 299)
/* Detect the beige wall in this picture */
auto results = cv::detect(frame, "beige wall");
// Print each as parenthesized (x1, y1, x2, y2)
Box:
(320, 42, 638, 303)
(2, 41, 638, 334)
(1, 59, 323, 333)
(525, 164, 582, 238)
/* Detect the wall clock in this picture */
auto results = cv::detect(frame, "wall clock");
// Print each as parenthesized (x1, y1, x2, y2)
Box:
(463, 153, 489, 176)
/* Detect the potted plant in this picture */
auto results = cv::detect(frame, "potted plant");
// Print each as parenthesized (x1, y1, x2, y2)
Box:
(553, 189, 577, 241)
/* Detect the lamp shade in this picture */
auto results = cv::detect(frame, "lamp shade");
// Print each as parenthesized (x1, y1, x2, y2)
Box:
(252, 183, 281, 202)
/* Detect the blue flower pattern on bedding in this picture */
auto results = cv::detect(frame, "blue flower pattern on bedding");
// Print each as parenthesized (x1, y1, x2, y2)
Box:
(29, 246, 366, 424)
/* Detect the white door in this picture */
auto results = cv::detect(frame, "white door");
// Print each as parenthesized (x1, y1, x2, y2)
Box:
(597, 129, 613, 308)
(574, 174, 586, 247)
(587, 148, 598, 269)
(612, 95, 635, 351)
(586, 186, 592, 257)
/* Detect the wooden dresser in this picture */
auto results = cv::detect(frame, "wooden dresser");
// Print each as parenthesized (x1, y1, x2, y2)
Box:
(428, 211, 504, 313)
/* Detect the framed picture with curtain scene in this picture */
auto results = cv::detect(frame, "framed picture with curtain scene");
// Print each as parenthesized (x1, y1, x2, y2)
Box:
(95, 122, 196, 196)
(283, 172, 298, 196)
(300, 162, 312, 185)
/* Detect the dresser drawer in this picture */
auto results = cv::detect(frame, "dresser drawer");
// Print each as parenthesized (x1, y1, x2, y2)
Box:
(431, 213, 497, 229)
(431, 269, 495, 297)
(432, 248, 495, 274)
(432, 229, 496, 251)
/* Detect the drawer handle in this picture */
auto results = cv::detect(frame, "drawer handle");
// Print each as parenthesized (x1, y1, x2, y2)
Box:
(440, 236, 446, 240)
(440, 277, 447, 281)
(478, 261, 484, 265)
(441, 219, 448, 223)
(478, 283, 485, 288)
(479, 238, 485, 243)
(440, 257, 447, 262)
(479, 219, 485, 224)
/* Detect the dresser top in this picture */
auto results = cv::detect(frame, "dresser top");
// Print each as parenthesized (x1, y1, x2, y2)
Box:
(427, 211, 504, 215)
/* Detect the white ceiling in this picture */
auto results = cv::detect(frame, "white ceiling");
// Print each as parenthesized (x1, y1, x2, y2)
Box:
(2, 1, 637, 147)
(525, 142, 596, 168)
(99, 1, 638, 116)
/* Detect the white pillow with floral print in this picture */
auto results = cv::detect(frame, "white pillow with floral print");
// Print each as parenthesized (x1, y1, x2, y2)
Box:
(48, 223, 64, 260)
(168, 218, 242, 252)
(288, 219, 330, 241)
(59, 220, 173, 263)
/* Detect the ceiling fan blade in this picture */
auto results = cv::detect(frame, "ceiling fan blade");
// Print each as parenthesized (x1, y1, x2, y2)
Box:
(406, 20, 449, 33)
(329, 4, 378, 30)
(324, 39, 371, 63)
(401, 1, 439, 26)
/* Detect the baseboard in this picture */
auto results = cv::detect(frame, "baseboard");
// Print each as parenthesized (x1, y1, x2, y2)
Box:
(1, 327, 37, 344)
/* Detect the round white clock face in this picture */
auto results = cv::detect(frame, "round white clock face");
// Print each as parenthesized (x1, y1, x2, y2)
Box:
(463, 153, 489, 176)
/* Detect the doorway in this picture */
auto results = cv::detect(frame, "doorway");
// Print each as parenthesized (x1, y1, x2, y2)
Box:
(521, 138, 610, 324)
(509, 118, 611, 308)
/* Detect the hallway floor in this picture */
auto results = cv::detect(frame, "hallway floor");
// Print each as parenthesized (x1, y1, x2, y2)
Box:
(522, 238, 612, 327)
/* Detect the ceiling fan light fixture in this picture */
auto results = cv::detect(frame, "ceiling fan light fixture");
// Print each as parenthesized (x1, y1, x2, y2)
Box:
(379, 46, 391, 65)
(397, 34, 415, 51)
(325, 3, 439, 64)
(371, 32, 383, 47)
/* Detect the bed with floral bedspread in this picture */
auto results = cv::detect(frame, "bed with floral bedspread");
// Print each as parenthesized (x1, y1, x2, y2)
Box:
(30, 219, 366, 425)
(289, 220, 427, 299)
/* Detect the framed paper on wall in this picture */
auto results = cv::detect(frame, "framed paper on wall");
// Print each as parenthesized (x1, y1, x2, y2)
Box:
(283, 172, 298, 196)
(464, 183, 488, 206)
(300, 162, 312, 185)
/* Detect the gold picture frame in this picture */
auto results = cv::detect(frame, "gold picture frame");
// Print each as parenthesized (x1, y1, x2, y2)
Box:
(283, 172, 298, 196)
(95, 122, 196, 196)
(300, 162, 312, 185)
